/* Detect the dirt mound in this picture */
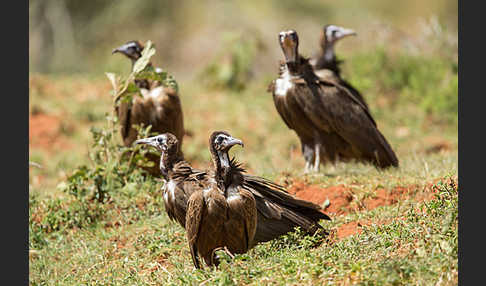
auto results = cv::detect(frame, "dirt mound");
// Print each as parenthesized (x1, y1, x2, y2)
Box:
(322, 176, 457, 240)
(288, 182, 354, 215)
(29, 113, 72, 151)
(363, 185, 417, 210)
(288, 179, 447, 216)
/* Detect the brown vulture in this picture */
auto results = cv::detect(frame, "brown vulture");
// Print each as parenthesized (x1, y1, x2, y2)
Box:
(185, 132, 257, 268)
(268, 30, 398, 172)
(309, 25, 370, 112)
(112, 40, 185, 175)
(135, 131, 330, 268)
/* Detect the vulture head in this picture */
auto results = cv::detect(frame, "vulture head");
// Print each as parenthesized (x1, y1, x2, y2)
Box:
(209, 131, 244, 170)
(112, 40, 144, 62)
(134, 133, 181, 177)
(210, 131, 244, 152)
(278, 30, 299, 65)
(321, 25, 356, 50)
(134, 133, 179, 156)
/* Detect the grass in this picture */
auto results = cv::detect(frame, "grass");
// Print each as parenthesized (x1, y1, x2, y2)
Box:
(29, 46, 457, 285)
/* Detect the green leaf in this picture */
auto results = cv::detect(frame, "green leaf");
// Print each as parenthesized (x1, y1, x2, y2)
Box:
(132, 40, 156, 75)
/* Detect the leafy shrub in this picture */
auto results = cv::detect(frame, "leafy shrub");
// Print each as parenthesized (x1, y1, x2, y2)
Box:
(29, 42, 175, 248)
(346, 48, 458, 122)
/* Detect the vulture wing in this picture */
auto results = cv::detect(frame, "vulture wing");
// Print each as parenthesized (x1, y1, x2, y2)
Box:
(314, 69, 372, 118)
(225, 185, 257, 253)
(293, 78, 398, 168)
(242, 174, 330, 246)
(185, 190, 205, 269)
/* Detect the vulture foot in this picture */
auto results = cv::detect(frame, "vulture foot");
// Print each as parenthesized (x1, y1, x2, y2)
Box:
(210, 246, 235, 267)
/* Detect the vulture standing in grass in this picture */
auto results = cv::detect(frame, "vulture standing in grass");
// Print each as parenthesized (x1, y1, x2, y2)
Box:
(269, 30, 398, 172)
(185, 132, 257, 268)
(309, 25, 370, 111)
(206, 131, 330, 248)
(112, 40, 184, 175)
(135, 133, 191, 228)
(135, 131, 330, 268)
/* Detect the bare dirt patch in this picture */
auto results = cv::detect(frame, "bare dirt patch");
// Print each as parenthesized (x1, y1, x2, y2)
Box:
(29, 113, 73, 152)
(316, 176, 457, 240)
(288, 181, 354, 215)
(287, 179, 446, 217)
(336, 220, 373, 240)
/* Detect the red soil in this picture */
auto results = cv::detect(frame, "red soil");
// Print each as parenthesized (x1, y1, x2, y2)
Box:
(29, 113, 72, 152)
(336, 220, 373, 240)
(288, 177, 457, 240)
(288, 182, 354, 215)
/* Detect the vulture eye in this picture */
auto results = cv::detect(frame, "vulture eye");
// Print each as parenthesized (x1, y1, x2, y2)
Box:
(157, 137, 163, 144)
(216, 136, 224, 144)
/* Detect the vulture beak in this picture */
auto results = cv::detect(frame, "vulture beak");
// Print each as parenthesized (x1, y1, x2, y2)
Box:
(223, 136, 244, 150)
(335, 27, 356, 40)
(134, 135, 167, 150)
(112, 43, 131, 55)
(134, 137, 157, 147)
(279, 30, 299, 64)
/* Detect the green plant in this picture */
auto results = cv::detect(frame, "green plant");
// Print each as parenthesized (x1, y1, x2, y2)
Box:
(346, 48, 458, 122)
(199, 31, 264, 91)
(29, 42, 176, 246)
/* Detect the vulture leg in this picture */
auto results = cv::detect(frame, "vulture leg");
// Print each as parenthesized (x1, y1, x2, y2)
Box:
(304, 161, 312, 174)
(302, 143, 315, 174)
(313, 143, 321, 172)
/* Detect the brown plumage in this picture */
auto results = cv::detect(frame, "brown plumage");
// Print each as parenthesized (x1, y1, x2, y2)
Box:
(112, 40, 184, 146)
(135, 134, 197, 228)
(208, 132, 257, 256)
(309, 25, 370, 113)
(135, 132, 329, 268)
(269, 30, 398, 172)
(113, 40, 185, 175)
(186, 132, 257, 268)
(185, 182, 226, 268)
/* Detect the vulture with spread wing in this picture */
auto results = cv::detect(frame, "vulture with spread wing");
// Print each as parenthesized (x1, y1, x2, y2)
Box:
(135, 131, 330, 268)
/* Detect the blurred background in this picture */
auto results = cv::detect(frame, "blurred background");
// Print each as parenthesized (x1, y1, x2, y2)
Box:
(29, 0, 458, 198)
(29, 0, 457, 76)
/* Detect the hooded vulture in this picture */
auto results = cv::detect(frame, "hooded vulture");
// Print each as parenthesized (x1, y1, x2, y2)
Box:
(268, 30, 398, 172)
(309, 24, 370, 112)
(185, 132, 257, 268)
(112, 40, 185, 175)
(206, 131, 330, 248)
(135, 132, 256, 268)
(135, 131, 330, 268)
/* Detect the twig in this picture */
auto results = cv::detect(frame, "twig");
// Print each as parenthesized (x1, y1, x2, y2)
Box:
(29, 161, 42, 169)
